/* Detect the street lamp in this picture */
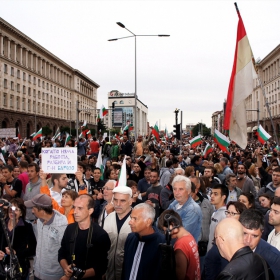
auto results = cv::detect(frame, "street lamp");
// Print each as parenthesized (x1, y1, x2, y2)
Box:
(108, 22, 169, 139)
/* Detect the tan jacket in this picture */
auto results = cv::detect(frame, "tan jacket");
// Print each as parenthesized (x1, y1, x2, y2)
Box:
(104, 211, 131, 280)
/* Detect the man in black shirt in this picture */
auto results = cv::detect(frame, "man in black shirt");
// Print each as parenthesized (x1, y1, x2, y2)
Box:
(58, 194, 110, 280)
(0, 165, 22, 198)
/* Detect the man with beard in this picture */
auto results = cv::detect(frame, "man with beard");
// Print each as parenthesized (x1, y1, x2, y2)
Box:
(145, 170, 162, 219)
(268, 197, 280, 250)
(121, 135, 133, 157)
(259, 167, 280, 197)
(236, 164, 256, 197)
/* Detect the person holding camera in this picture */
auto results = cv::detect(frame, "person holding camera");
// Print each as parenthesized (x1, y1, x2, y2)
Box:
(58, 194, 111, 280)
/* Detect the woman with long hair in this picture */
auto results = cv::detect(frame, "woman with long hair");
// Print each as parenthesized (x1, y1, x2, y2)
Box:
(0, 198, 36, 279)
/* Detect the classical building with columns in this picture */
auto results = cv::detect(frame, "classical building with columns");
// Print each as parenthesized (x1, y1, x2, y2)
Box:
(0, 17, 99, 138)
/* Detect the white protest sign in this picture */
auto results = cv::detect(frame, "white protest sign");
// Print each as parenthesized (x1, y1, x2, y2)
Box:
(41, 147, 77, 173)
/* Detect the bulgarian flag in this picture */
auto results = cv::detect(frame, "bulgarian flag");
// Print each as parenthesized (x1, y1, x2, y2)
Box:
(95, 148, 104, 180)
(115, 134, 120, 140)
(223, 3, 257, 149)
(190, 135, 202, 148)
(17, 127, 21, 139)
(87, 130, 92, 139)
(100, 105, 108, 118)
(116, 155, 127, 187)
(152, 122, 160, 141)
(30, 132, 36, 137)
(257, 125, 271, 144)
(79, 132, 84, 139)
(214, 129, 230, 152)
(51, 128, 60, 141)
(81, 120, 87, 128)
(33, 128, 42, 141)
(65, 133, 71, 147)
(124, 121, 134, 131)
(203, 143, 213, 159)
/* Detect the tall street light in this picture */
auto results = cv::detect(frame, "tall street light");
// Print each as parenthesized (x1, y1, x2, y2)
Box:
(108, 22, 169, 139)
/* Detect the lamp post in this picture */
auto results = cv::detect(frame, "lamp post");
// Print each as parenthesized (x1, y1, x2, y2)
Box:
(108, 22, 169, 139)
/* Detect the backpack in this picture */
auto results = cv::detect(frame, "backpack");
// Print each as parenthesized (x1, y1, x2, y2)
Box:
(105, 144, 111, 157)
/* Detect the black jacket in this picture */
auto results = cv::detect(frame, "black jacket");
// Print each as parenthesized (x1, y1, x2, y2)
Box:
(0, 219, 36, 279)
(216, 246, 273, 280)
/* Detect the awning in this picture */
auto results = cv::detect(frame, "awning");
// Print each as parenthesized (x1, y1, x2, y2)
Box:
(247, 127, 252, 133)
(252, 126, 258, 131)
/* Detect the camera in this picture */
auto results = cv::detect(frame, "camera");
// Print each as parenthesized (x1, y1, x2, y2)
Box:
(70, 266, 85, 280)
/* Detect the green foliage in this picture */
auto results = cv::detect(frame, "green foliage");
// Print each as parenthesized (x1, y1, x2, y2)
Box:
(60, 126, 70, 133)
(42, 126, 52, 136)
(192, 123, 211, 137)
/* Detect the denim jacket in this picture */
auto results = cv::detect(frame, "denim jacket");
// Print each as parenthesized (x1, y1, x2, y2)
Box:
(168, 196, 202, 242)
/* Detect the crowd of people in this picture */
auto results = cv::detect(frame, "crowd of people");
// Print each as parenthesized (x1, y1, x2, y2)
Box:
(0, 132, 280, 279)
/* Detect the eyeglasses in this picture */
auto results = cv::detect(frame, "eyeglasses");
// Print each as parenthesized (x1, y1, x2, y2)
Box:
(225, 210, 240, 216)
(102, 187, 114, 191)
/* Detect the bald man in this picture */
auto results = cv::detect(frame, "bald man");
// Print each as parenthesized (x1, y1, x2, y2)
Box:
(215, 219, 270, 280)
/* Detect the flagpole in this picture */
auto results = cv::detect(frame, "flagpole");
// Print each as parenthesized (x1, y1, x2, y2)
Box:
(257, 75, 279, 145)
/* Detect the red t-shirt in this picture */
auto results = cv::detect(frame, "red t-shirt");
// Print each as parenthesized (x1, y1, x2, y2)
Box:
(90, 141, 99, 154)
(174, 234, 200, 280)
(18, 172, 29, 194)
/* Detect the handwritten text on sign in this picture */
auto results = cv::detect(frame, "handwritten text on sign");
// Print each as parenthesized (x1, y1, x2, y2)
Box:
(42, 148, 77, 173)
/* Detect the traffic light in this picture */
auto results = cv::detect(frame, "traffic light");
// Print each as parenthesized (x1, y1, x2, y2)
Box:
(173, 124, 181, 140)
(112, 102, 115, 109)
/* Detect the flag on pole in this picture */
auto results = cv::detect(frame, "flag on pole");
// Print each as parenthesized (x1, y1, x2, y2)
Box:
(65, 133, 71, 147)
(86, 130, 92, 139)
(30, 132, 36, 137)
(223, 3, 257, 149)
(17, 127, 21, 139)
(0, 153, 6, 165)
(95, 148, 104, 180)
(257, 125, 271, 144)
(52, 127, 60, 141)
(33, 128, 42, 141)
(101, 105, 108, 118)
(214, 129, 230, 152)
(79, 132, 84, 139)
(116, 155, 127, 187)
(203, 143, 213, 159)
(189, 135, 202, 148)
(152, 122, 160, 141)
(81, 120, 87, 128)
(124, 121, 134, 131)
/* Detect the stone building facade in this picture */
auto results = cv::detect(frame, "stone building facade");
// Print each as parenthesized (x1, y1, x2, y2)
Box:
(0, 17, 99, 138)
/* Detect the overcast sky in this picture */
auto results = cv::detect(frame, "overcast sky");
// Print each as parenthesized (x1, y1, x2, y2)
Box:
(1, 0, 280, 132)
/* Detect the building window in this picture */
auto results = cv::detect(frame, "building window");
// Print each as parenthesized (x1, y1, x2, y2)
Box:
(23, 86, 26, 94)
(22, 98, 26, 111)
(120, 100, 124, 104)
(23, 72, 26, 81)
(16, 97, 20, 110)
(42, 81, 45, 88)
(10, 95, 14, 108)
(33, 89, 36, 97)
(4, 64, 8, 73)
(50, 84, 53, 92)
(38, 91, 41, 99)
(28, 100, 31, 111)
(42, 92, 45, 100)
(33, 77, 36, 85)
(17, 84, 20, 92)
(29, 75, 31, 83)
(3, 94, 7, 106)
(46, 83, 49, 90)
(17, 70, 20, 79)
(4, 79, 7, 89)
(37, 102, 40, 113)
(33, 101, 36, 112)
(38, 79, 40, 87)
(11, 81, 14, 90)
(54, 86, 56, 93)
(11, 67, 14, 76)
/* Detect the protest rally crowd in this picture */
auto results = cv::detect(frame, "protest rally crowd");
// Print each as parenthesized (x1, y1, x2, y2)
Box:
(0, 129, 280, 280)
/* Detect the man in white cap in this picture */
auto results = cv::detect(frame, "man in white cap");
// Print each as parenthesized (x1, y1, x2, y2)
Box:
(24, 193, 68, 280)
(104, 186, 132, 280)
